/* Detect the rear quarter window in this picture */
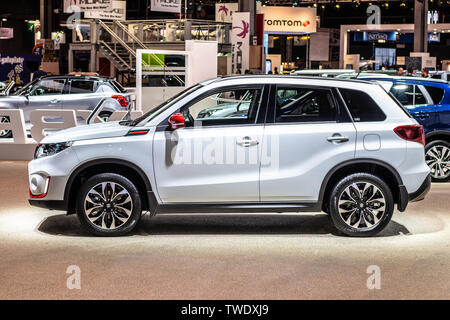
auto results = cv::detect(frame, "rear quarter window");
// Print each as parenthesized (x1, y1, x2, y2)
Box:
(424, 85, 445, 104)
(339, 88, 386, 122)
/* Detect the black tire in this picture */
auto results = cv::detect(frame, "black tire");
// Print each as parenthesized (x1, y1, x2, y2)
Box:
(76, 173, 142, 236)
(0, 116, 12, 138)
(425, 140, 450, 182)
(328, 173, 394, 237)
(99, 111, 112, 122)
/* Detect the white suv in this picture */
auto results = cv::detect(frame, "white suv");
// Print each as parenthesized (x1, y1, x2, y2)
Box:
(28, 76, 431, 237)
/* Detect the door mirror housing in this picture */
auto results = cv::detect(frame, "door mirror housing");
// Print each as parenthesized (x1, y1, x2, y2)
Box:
(168, 113, 185, 130)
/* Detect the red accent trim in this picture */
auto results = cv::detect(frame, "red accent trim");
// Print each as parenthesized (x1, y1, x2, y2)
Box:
(394, 125, 425, 146)
(127, 130, 149, 136)
(29, 176, 50, 199)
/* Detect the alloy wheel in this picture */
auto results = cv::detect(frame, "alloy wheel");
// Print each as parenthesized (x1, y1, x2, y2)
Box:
(0, 116, 11, 137)
(337, 182, 386, 230)
(84, 181, 133, 230)
(426, 145, 450, 179)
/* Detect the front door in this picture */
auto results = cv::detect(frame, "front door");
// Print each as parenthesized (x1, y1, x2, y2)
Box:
(153, 85, 267, 203)
(25, 78, 66, 119)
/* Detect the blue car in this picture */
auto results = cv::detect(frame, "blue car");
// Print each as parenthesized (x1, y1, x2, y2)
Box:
(355, 75, 450, 182)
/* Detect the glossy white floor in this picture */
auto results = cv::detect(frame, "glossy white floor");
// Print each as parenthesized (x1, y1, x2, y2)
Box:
(0, 161, 449, 299)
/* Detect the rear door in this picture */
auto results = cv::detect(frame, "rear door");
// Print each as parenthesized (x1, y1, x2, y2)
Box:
(389, 82, 438, 130)
(62, 79, 100, 111)
(260, 85, 357, 202)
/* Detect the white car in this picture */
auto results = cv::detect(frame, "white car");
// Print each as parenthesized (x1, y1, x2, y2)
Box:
(28, 76, 431, 237)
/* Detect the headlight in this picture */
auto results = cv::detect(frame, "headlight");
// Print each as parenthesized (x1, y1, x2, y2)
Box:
(34, 142, 73, 159)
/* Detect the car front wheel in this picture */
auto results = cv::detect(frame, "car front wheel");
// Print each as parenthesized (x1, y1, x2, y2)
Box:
(76, 173, 142, 236)
(425, 140, 450, 182)
(0, 116, 12, 138)
(328, 173, 394, 237)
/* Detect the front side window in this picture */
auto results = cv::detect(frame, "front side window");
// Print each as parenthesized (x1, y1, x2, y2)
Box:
(181, 87, 263, 127)
(30, 79, 65, 96)
(70, 80, 95, 94)
(275, 87, 337, 123)
(339, 88, 386, 122)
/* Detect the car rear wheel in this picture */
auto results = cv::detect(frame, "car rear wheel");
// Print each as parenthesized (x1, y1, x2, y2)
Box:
(425, 140, 450, 182)
(99, 111, 112, 122)
(0, 116, 12, 138)
(328, 173, 394, 237)
(76, 173, 142, 236)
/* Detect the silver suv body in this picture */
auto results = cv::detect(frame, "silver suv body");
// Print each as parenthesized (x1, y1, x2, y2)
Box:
(28, 76, 431, 237)
(0, 75, 131, 137)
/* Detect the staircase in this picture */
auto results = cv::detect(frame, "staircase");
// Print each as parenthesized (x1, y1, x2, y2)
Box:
(98, 20, 146, 72)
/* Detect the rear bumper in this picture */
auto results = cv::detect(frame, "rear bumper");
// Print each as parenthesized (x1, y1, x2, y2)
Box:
(28, 199, 67, 211)
(409, 174, 431, 202)
(397, 174, 431, 212)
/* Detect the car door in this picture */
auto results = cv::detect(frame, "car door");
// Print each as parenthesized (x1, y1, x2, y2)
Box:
(25, 78, 66, 121)
(422, 84, 449, 132)
(62, 79, 102, 110)
(260, 85, 357, 202)
(152, 85, 268, 203)
(62, 79, 104, 123)
(389, 82, 437, 129)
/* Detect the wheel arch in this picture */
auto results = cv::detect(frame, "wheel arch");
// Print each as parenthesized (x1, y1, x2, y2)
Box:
(319, 159, 404, 212)
(425, 130, 450, 144)
(64, 159, 156, 215)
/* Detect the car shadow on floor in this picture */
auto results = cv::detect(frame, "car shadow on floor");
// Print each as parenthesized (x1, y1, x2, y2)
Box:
(37, 213, 411, 238)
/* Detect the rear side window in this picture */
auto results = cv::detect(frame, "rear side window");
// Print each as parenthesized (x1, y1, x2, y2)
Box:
(275, 87, 337, 123)
(70, 80, 95, 94)
(339, 88, 386, 122)
(424, 85, 445, 104)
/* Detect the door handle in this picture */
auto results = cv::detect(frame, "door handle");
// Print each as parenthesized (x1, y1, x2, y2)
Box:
(237, 136, 259, 147)
(327, 135, 349, 143)
(416, 112, 430, 119)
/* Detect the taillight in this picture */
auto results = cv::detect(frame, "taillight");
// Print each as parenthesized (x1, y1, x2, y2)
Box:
(394, 125, 425, 146)
(112, 95, 129, 108)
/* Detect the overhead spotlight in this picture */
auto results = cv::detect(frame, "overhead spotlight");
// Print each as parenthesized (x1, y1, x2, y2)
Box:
(335, 4, 340, 9)
(400, 2, 406, 7)
(313, 3, 317, 8)
(321, 5, 325, 9)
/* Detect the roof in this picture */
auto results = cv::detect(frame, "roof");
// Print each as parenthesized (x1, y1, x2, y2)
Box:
(355, 74, 448, 84)
(205, 74, 377, 86)
(39, 74, 112, 82)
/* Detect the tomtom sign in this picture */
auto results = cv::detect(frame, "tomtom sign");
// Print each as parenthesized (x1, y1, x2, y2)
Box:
(261, 6, 316, 34)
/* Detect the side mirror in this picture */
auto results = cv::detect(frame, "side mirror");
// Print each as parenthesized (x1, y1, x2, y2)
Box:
(168, 113, 185, 130)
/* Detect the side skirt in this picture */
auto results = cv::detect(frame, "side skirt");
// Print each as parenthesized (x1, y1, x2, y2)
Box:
(154, 202, 321, 214)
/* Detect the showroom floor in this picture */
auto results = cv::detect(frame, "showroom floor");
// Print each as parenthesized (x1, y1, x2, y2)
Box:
(0, 161, 448, 299)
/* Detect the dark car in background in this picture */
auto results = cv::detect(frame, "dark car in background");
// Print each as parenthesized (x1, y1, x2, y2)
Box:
(0, 75, 132, 138)
(356, 75, 450, 182)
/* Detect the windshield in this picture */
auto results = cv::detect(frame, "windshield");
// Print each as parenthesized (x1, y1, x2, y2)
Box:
(129, 84, 202, 126)
(12, 79, 38, 96)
